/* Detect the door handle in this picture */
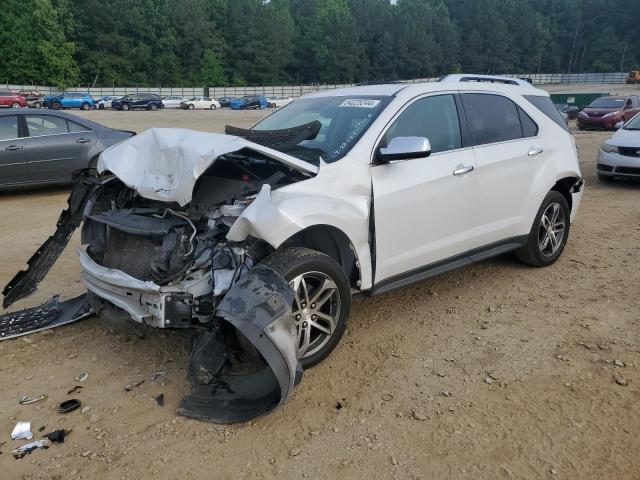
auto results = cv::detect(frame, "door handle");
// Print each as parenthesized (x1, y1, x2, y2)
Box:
(528, 147, 544, 157)
(76, 138, 91, 144)
(453, 165, 474, 176)
(5, 145, 23, 151)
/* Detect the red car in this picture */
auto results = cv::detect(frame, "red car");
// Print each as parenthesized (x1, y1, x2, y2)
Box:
(0, 89, 27, 108)
(577, 95, 640, 130)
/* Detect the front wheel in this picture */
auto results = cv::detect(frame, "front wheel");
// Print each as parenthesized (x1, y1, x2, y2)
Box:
(209, 104, 217, 110)
(81, 102, 90, 110)
(188, 104, 195, 110)
(150, 103, 158, 111)
(10, 102, 20, 108)
(52, 102, 62, 110)
(261, 247, 351, 368)
(33, 101, 42, 109)
(516, 191, 570, 267)
(121, 103, 129, 111)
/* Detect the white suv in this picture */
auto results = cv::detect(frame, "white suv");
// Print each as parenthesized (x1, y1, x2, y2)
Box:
(2, 79, 583, 422)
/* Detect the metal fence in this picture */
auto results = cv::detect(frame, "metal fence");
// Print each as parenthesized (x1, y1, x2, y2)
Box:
(3, 72, 630, 99)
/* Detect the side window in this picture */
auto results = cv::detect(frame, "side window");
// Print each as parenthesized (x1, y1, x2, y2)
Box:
(524, 95, 570, 132)
(67, 120, 90, 132)
(462, 93, 523, 145)
(26, 115, 69, 137)
(0, 116, 19, 140)
(383, 94, 462, 154)
(518, 107, 539, 137)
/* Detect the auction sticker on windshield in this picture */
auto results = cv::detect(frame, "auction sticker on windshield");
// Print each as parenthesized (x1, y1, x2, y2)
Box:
(339, 99, 381, 108)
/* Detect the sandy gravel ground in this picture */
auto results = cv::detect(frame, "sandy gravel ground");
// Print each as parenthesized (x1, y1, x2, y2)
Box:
(0, 103, 639, 479)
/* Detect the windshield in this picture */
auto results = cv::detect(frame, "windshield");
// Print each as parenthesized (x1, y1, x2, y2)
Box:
(624, 114, 640, 130)
(252, 95, 391, 164)
(588, 97, 625, 109)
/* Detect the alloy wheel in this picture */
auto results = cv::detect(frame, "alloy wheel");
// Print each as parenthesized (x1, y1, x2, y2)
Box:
(538, 202, 565, 257)
(289, 271, 341, 359)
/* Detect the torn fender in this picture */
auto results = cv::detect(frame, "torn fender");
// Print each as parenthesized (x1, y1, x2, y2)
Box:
(97, 128, 318, 206)
(177, 266, 301, 423)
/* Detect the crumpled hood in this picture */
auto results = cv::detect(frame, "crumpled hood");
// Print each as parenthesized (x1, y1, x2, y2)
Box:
(97, 128, 318, 206)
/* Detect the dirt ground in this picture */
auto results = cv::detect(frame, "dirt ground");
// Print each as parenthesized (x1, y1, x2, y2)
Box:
(1, 100, 639, 480)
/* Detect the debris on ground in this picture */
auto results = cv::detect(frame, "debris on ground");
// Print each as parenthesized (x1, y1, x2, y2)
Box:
(151, 371, 166, 382)
(75, 372, 88, 382)
(154, 394, 165, 406)
(124, 379, 145, 391)
(67, 385, 83, 395)
(12, 439, 50, 459)
(11, 422, 33, 440)
(58, 399, 81, 413)
(19, 394, 47, 405)
(44, 429, 69, 443)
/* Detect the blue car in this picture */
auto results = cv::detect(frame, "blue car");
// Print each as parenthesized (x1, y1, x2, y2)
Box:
(229, 95, 268, 110)
(43, 92, 95, 110)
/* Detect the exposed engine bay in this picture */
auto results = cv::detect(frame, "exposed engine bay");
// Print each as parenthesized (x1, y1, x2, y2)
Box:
(0, 128, 321, 423)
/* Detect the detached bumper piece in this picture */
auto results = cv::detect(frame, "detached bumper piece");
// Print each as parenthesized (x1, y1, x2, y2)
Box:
(177, 266, 303, 423)
(0, 294, 93, 340)
(2, 170, 100, 308)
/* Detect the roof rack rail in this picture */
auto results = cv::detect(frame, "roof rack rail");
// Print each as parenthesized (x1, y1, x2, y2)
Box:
(437, 74, 533, 87)
(353, 80, 406, 87)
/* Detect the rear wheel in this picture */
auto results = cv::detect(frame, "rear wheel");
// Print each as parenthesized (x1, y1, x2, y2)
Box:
(261, 247, 351, 368)
(150, 103, 158, 111)
(209, 104, 217, 110)
(516, 191, 570, 267)
(81, 102, 90, 110)
(33, 101, 42, 109)
(188, 104, 195, 110)
(121, 103, 129, 111)
(10, 102, 20, 109)
(52, 101, 62, 110)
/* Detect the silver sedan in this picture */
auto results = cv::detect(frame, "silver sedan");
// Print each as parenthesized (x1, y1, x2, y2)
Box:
(597, 113, 640, 182)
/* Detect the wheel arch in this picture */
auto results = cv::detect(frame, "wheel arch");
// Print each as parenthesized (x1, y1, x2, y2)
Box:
(280, 225, 361, 289)
(551, 175, 582, 212)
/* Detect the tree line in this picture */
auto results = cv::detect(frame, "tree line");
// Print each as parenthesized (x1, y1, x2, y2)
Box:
(0, 0, 638, 88)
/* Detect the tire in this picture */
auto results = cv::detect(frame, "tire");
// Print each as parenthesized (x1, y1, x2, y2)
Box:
(209, 104, 217, 110)
(81, 102, 90, 110)
(98, 104, 104, 110)
(516, 190, 571, 267)
(10, 102, 20, 108)
(150, 103, 158, 111)
(121, 103, 129, 111)
(598, 173, 614, 183)
(52, 102, 62, 110)
(188, 104, 195, 110)
(33, 102, 42, 109)
(261, 247, 351, 368)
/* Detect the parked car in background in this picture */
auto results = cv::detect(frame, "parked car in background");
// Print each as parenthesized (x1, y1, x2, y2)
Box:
(180, 97, 221, 110)
(0, 109, 134, 190)
(96, 96, 121, 109)
(218, 96, 238, 107)
(597, 112, 640, 182)
(229, 95, 268, 110)
(20, 90, 44, 108)
(162, 96, 186, 109)
(554, 103, 579, 120)
(0, 90, 28, 108)
(626, 70, 640, 84)
(577, 95, 640, 130)
(267, 96, 294, 108)
(112, 93, 164, 111)
(43, 92, 95, 110)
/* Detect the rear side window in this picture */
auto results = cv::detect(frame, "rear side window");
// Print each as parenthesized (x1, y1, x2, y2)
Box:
(461, 93, 524, 145)
(0, 116, 19, 140)
(518, 107, 539, 137)
(524, 95, 570, 132)
(26, 115, 69, 136)
(67, 119, 90, 132)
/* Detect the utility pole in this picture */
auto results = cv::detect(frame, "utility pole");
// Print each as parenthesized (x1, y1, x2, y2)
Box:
(568, 21, 580, 73)
(578, 40, 587, 73)
(620, 41, 628, 73)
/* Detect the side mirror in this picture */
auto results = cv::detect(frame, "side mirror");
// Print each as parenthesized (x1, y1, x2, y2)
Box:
(376, 136, 432, 164)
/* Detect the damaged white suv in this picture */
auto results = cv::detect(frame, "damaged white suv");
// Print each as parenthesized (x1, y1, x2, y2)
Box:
(1, 79, 583, 422)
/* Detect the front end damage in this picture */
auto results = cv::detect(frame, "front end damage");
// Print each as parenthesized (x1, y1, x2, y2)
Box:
(0, 128, 319, 422)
